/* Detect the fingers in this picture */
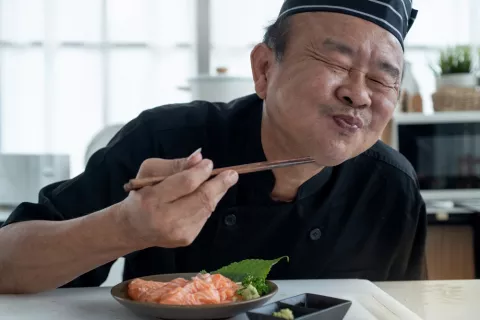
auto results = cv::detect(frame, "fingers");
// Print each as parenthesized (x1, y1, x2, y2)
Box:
(137, 148, 202, 179)
(125, 156, 238, 249)
(174, 170, 239, 220)
(154, 159, 214, 203)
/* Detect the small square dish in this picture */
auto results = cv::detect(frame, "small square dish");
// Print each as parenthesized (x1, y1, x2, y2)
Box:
(246, 293, 352, 319)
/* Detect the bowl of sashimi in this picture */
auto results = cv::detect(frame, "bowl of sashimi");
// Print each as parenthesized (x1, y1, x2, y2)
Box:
(111, 256, 286, 319)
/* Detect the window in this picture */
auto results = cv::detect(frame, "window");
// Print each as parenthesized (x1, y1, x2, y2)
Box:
(209, 0, 480, 113)
(405, 0, 474, 47)
(0, 0, 195, 176)
(403, 0, 480, 113)
(1, 0, 479, 177)
(210, 0, 283, 76)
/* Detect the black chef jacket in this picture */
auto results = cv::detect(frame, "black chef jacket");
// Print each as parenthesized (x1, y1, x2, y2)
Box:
(2, 94, 427, 287)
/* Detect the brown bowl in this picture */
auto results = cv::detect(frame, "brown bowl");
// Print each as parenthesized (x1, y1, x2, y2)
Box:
(110, 273, 278, 319)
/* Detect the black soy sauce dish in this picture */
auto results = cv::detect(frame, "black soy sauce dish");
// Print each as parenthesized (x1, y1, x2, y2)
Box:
(246, 293, 352, 320)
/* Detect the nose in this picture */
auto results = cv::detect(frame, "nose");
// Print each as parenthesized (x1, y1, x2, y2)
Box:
(335, 70, 371, 109)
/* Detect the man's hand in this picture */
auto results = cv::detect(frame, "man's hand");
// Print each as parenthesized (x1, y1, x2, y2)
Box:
(119, 149, 239, 248)
(0, 150, 239, 294)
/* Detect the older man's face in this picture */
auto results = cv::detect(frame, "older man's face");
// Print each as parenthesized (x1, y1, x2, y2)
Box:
(253, 12, 404, 166)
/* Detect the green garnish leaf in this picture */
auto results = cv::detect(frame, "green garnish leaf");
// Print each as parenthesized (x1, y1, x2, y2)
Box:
(202, 256, 289, 297)
(240, 274, 270, 296)
(212, 256, 289, 282)
(212, 256, 289, 296)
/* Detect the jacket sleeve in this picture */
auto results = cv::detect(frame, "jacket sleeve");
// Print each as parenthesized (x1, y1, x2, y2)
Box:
(1, 114, 157, 288)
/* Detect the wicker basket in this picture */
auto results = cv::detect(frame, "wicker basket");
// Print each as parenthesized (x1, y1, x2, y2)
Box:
(432, 86, 480, 111)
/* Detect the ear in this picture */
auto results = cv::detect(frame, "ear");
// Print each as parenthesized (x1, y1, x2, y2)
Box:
(250, 43, 274, 100)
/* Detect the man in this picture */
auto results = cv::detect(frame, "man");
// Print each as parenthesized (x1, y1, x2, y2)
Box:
(0, 0, 426, 294)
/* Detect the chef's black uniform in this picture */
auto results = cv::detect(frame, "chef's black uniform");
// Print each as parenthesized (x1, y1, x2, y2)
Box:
(2, 94, 427, 287)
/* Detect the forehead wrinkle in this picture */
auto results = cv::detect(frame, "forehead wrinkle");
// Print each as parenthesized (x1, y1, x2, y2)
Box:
(322, 37, 355, 56)
(288, 12, 404, 73)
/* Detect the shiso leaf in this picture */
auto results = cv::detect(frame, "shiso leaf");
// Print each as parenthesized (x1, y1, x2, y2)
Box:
(211, 256, 289, 282)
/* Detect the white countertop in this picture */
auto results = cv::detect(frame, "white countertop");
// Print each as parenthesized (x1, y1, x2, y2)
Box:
(376, 280, 480, 320)
(1, 278, 479, 319)
(0, 279, 421, 320)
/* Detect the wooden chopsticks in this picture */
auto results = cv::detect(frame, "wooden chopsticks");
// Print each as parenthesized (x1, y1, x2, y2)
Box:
(123, 156, 315, 192)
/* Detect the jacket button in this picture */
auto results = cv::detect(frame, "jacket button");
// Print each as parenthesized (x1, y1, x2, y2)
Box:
(309, 228, 322, 241)
(224, 214, 237, 226)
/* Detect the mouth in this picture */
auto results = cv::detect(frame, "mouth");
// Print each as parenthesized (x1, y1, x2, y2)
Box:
(331, 114, 364, 133)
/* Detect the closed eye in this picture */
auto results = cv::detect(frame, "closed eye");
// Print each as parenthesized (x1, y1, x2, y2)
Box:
(319, 58, 349, 73)
(367, 76, 396, 89)
(330, 63, 349, 72)
(367, 77, 383, 84)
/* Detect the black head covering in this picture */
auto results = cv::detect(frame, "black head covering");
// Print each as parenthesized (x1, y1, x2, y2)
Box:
(278, 0, 418, 50)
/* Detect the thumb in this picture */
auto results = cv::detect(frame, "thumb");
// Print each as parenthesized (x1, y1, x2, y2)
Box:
(137, 148, 202, 179)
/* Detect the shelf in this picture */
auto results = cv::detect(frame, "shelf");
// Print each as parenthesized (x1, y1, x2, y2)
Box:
(393, 110, 480, 124)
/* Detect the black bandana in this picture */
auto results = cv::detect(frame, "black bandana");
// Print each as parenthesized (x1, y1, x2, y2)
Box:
(278, 0, 418, 50)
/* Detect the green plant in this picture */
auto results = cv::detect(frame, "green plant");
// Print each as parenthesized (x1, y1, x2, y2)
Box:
(436, 45, 472, 75)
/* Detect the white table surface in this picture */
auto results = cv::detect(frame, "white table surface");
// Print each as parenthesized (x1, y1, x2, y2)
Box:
(376, 280, 480, 320)
(2, 279, 479, 319)
(0, 279, 422, 320)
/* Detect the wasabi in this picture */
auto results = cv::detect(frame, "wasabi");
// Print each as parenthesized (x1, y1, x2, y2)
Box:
(272, 308, 294, 319)
(239, 284, 260, 300)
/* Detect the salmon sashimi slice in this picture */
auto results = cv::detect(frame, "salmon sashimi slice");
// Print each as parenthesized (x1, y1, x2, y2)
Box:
(127, 273, 244, 305)
(144, 279, 189, 303)
(217, 286, 240, 302)
(157, 286, 190, 305)
(160, 284, 222, 305)
(190, 287, 222, 304)
(183, 277, 215, 293)
(128, 277, 189, 303)
(207, 273, 241, 302)
(209, 273, 239, 290)
(127, 278, 167, 302)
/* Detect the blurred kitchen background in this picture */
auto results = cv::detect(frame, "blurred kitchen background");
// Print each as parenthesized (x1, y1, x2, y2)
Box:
(0, 0, 480, 284)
